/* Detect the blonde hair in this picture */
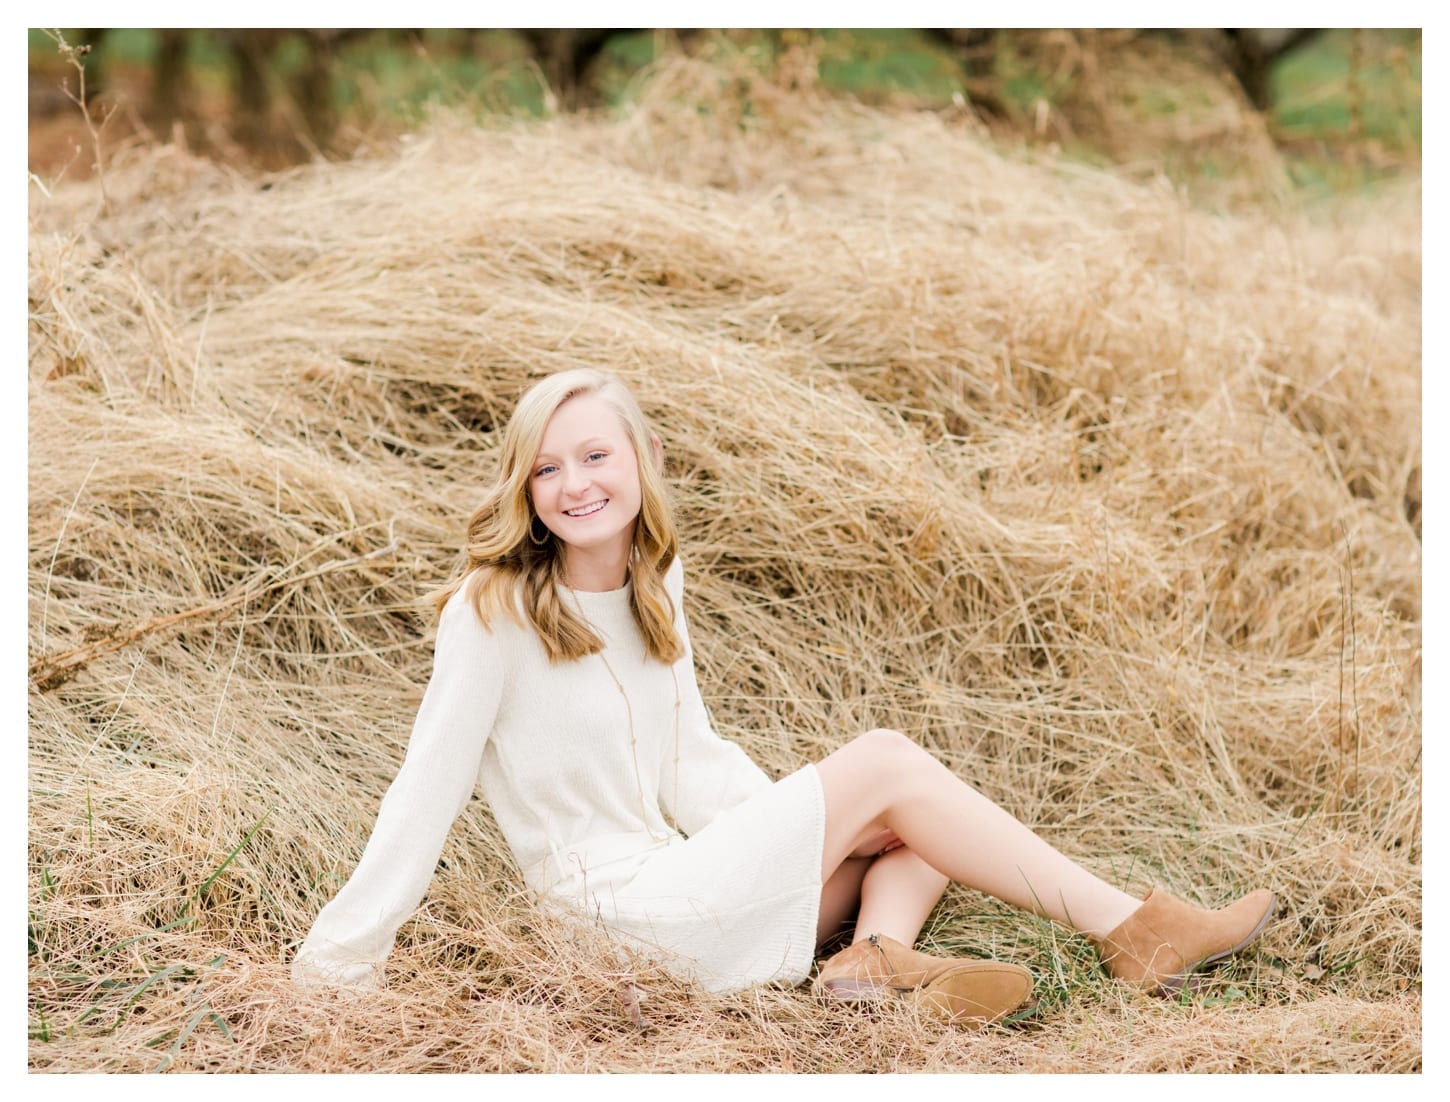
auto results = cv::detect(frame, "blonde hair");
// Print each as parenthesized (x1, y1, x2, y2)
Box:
(431, 369, 683, 665)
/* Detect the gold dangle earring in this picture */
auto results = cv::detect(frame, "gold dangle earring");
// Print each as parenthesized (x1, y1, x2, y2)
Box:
(529, 516, 551, 547)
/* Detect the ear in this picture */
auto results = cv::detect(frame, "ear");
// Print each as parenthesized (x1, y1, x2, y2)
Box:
(649, 432, 664, 472)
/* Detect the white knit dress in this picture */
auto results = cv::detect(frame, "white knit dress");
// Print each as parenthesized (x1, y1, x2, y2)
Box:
(292, 557, 826, 994)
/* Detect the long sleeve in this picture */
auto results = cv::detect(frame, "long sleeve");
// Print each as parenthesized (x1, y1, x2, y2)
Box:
(658, 560, 772, 838)
(292, 590, 504, 990)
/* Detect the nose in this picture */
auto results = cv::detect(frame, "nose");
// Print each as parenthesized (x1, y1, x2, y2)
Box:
(562, 462, 592, 497)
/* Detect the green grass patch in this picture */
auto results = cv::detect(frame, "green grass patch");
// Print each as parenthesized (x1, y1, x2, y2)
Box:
(1272, 29, 1421, 147)
(816, 29, 964, 102)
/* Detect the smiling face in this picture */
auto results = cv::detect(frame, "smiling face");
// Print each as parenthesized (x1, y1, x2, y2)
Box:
(529, 391, 644, 589)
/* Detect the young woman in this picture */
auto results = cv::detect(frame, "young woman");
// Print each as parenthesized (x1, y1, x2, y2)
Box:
(293, 368, 1275, 1027)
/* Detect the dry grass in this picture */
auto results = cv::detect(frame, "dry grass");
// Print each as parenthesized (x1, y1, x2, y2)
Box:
(28, 56, 1420, 1072)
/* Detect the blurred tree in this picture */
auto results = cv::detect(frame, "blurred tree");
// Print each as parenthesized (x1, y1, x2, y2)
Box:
(922, 28, 1008, 116)
(516, 29, 631, 108)
(76, 28, 108, 100)
(152, 29, 189, 130)
(220, 29, 371, 152)
(220, 29, 285, 147)
(73, 27, 190, 126)
(38, 26, 1397, 174)
(294, 29, 370, 148)
(928, 28, 1328, 115)
(1218, 28, 1326, 109)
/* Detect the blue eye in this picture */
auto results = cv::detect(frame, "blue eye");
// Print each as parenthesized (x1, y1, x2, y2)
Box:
(534, 464, 557, 477)
(587, 451, 607, 462)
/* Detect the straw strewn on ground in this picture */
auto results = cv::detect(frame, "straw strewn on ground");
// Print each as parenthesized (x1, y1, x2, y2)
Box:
(29, 59, 1420, 1072)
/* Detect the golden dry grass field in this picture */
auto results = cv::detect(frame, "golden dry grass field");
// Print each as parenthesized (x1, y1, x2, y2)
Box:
(28, 57, 1420, 1073)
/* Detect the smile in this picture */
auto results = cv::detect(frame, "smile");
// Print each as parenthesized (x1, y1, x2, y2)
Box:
(563, 500, 608, 517)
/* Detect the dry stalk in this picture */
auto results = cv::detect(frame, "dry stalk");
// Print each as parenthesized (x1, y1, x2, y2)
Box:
(30, 539, 401, 690)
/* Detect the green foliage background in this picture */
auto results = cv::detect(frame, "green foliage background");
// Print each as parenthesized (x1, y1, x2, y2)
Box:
(29, 28, 1422, 202)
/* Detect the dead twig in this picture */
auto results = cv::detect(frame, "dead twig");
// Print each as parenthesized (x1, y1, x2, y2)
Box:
(29, 540, 400, 690)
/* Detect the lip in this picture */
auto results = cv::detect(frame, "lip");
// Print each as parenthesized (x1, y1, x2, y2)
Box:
(563, 500, 608, 518)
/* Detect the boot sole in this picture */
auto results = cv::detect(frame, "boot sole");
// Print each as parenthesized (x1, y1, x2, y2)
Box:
(1160, 891, 1278, 994)
(907, 963, 1034, 1027)
(819, 963, 1034, 1028)
(817, 978, 890, 1001)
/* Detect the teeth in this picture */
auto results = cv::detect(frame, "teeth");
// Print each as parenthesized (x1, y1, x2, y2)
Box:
(565, 501, 607, 517)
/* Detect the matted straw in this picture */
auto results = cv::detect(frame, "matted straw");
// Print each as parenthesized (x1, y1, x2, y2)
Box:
(29, 58, 1419, 1072)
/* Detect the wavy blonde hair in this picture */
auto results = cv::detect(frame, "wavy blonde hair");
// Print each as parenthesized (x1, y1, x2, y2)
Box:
(430, 369, 683, 664)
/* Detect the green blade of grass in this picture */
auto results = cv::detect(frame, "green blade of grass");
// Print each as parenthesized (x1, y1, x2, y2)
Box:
(198, 808, 272, 898)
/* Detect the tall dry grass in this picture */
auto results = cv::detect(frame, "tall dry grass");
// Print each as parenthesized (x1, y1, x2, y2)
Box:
(28, 57, 1419, 1072)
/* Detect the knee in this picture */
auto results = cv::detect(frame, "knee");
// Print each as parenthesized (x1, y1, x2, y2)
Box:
(848, 727, 920, 771)
(821, 729, 929, 826)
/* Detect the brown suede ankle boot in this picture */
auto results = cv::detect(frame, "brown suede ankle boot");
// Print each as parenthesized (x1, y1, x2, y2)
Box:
(814, 933, 1033, 1028)
(1091, 888, 1276, 994)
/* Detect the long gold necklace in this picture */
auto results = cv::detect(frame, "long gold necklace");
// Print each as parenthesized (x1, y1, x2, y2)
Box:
(567, 584, 681, 843)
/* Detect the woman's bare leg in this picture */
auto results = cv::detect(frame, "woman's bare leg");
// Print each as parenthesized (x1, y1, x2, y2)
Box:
(854, 847, 950, 944)
(816, 849, 950, 950)
(816, 857, 870, 947)
(814, 729, 1139, 939)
